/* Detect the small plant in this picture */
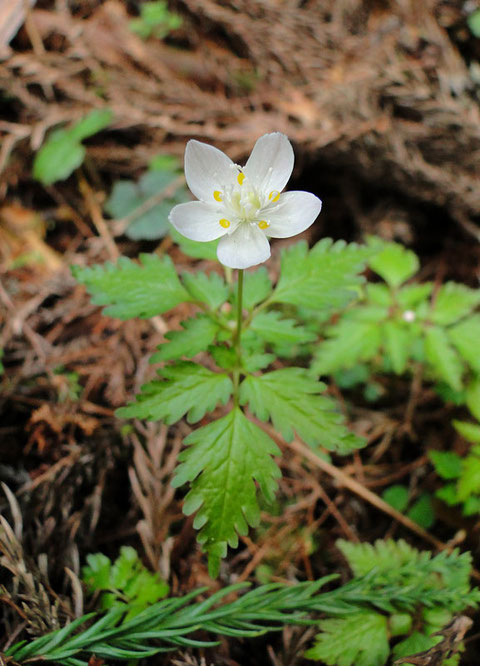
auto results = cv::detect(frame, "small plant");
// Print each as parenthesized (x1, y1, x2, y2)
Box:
(382, 484, 435, 529)
(82, 546, 169, 620)
(306, 539, 478, 665)
(129, 1, 182, 40)
(431, 379, 480, 515)
(33, 109, 113, 185)
(74, 133, 372, 575)
(104, 155, 189, 240)
(312, 237, 480, 393)
(5, 540, 478, 665)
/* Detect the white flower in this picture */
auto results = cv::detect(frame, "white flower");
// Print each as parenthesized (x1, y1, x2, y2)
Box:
(169, 132, 322, 269)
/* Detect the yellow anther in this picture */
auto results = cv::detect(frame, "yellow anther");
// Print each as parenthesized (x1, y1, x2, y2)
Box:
(237, 172, 245, 185)
(258, 220, 269, 230)
(268, 190, 280, 202)
(219, 218, 231, 228)
(213, 190, 223, 202)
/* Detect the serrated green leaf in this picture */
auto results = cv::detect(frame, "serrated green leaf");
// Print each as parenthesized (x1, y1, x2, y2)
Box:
(424, 326, 463, 391)
(150, 315, 219, 362)
(272, 239, 371, 311)
(368, 238, 419, 288)
(466, 379, 480, 422)
(248, 311, 316, 346)
(172, 408, 281, 576)
(382, 485, 409, 512)
(210, 345, 237, 370)
(383, 320, 411, 374)
(393, 632, 440, 661)
(33, 129, 85, 185)
(239, 368, 363, 454)
(72, 253, 191, 319)
(117, 362, 232, 424)
(82, 546, 168, 620)
(305, 611, 389, 666)
(82, 553, 112, 590)
(407, 494, 435, 529)
(431, 283, 480, 326)
(337, 538, 421, 577)
(457, 455, 480, 501)
(311, 318, 382, 375)
(110, 546, 138, 589)
(397, 283, 433, 308)
(182, 271, 228, 310)
(448, 315, 480, 373)
(241, 268, 273, 309)
(366, 283, 391, 306)
(170, 225, 219, 260)
(105, 171, 188, 241)
(453, 420, 480, 444)
(429, 450, 462, 480)
(242, 351, 275, 372)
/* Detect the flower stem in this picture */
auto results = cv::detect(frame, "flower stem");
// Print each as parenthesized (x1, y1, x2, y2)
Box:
(232, 269, 244, 406)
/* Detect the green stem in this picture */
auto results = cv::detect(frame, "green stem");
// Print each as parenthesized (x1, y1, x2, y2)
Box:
(232, 269, 244, 406)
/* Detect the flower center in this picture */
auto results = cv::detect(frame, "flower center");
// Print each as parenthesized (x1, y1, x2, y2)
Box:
(213, 169, 277, 232)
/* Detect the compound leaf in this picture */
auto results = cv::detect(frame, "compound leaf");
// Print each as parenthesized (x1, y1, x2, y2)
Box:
(272, 239, 371, 311)
(170, 226, 219, 261)
(305, 610, 389, 666)
(424, 326, 463, 391)
(182, 271, 228, 310)
(69, 109, 114, 142)
(248, 311, 316, 346)
(172, 408, 281, 576)
(72, 253, 191, 319)
(117, 362, 232, 424)
(105, 170, 188, 241)
(448, 315, 480, 374)
(150, 315, 220, 362)
(431, 283, 480, 326)
(337, 539, 421, 578)
(239, 368, 363, 454)
(397, 283, 433, 308)
(429, 450, 462, 480)
(457, 454, 480, 502)
(33, 129, 85, 186)
(312, 318, 382, 375)
(454, 420, 480, 444)
(466, 379, 480, 422)
(33, 110, 113, 185)
(241, 267, 273, 310)
(383, 320, 412, 374)
(368, 238, 419, 288)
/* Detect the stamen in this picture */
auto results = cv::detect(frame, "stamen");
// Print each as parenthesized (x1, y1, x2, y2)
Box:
(213, 190, 223, 202)
(237, 172, 245, 185)
(258, 220, 269, 230)
(268, 190, 280, 203)
(219, 218, 231, 228)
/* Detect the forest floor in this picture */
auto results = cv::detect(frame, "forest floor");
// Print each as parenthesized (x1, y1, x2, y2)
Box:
(1, 1, 480, 664)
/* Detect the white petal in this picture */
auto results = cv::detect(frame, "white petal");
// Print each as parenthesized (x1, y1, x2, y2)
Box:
(217, 224, 271, 269)
(169, 201, 229, 241)
(243, 133, 294, 194)
(266, 191, 322, 238)
(184, 139, 236, 202)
